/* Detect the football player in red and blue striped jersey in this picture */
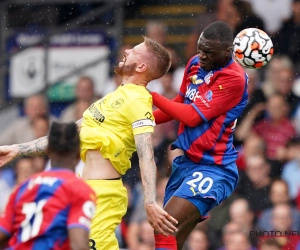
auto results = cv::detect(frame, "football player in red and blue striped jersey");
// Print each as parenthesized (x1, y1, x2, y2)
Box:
(0, 122, 96, 250)
(151, 21, 249, 250)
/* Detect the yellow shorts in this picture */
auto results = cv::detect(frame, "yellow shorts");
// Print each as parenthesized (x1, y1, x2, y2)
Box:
(86, 179, 128, 250)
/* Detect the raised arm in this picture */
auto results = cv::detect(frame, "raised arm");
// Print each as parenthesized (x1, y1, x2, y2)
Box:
(134, 132, 178, 236)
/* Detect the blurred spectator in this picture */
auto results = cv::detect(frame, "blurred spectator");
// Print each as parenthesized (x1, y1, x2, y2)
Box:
(273, 0, 300, 68)
(281, 138, 300, 200)
(138, 220, 155, 249)
(160, 71, 177, 100)
(165, 46, 185, 92)
(221, 231, 256, 250)
(60, 76, 97, 122)
(271, 204, 293, 232)
(32, 156, 47, 173)
(160, 143, 183, 177)
(185, 0, 264, 60)
(185, 0, 230, 59)
(145, 21, 168, 94)
(32, 115, 50, 139)
(293, 104, 300, 135)
(257, 179, 300, 231)
(219, 222, 242, 250)
(229, 199, 255, 235)
(261, 56, 300, 116)
(246, 0, 293, 34)
(186, 227, 210, 250)
(259, 238, 282, 250)
(227, 1, 265, 35)
(153, 132, 180, 177)
(103, 44, 132, 96)
(0, 94, 51, 145)
(274, 68, 300, 115)
(254, 94, 296, 163)
(263, 203, 300, 249)
(206, 193, 242, 249)
(14, 157, 36, 186)
(236, 135, 266, 171)
(238, 94, 296, 166)
(145, 21, 167, 46)
(235, 68, 266, 144)
(261, 56, 290, 96)
(236, 156, 272, 213)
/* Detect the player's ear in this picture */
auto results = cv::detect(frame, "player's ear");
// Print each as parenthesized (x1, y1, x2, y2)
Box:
(136, 63, 147, 73)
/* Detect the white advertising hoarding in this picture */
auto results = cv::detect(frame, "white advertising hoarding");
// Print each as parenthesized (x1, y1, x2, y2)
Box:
(10, 46, 109, 98)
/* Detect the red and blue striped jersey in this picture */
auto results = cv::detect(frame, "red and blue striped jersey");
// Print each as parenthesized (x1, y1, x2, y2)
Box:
(0, 169, 96, 250)
(172, 56, 248, 165)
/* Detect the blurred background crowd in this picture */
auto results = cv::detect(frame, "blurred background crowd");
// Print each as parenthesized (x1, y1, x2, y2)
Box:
(0, 0, 300, 249)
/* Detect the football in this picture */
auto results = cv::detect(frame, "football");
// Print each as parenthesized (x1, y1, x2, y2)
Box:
(233, 28, 274, 69)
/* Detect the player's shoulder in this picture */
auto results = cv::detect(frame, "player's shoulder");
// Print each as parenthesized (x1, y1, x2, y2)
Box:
(187, 55, 200, 70)
(125, 84, 152, 103)
(215, 60, 246, 83)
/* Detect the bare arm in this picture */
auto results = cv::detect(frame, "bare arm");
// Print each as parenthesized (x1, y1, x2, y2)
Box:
(16, 136, 48, 156)
(134, 132, 157, 206)
(134, 132, 178, 236)
(16, 118, 83, 157)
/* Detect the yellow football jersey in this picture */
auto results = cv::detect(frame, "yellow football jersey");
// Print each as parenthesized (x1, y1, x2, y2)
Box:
(80, 83, 155, 175)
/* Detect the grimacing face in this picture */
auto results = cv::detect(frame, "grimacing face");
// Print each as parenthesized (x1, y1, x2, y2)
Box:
(197, 33, 232, 71)
(115, 42, 148, 77)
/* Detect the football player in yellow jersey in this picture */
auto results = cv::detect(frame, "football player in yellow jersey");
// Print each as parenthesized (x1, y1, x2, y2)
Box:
(0, 36, 178, 250)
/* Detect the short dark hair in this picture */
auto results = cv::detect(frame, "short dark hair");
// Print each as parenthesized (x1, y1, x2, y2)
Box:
(202, 21, 233, 47)
(48, 122, 79, 155)
(143, 36, 171, 80)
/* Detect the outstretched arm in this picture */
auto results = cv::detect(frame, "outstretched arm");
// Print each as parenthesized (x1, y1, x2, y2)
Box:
(134, 132, 178, 236)
(151, 92, 202, 127)
(0, 118, 83, 167)
(153, 94, 185, 124)
(16, 136, 48, 157)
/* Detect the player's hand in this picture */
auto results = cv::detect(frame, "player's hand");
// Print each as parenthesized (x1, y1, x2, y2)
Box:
(0, 145, 18, 167)
(145, 202, 178, 236)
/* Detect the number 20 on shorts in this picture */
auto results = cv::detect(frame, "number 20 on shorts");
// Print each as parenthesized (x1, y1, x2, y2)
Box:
(186, 172, 213, 195)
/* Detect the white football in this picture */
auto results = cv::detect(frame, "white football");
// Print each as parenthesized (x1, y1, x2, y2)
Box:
(233, 28, 274, 69)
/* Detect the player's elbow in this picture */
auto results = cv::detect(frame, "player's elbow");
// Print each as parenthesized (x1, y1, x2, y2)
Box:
(184, 117, 202, 127)
(185, 120, 198, 127)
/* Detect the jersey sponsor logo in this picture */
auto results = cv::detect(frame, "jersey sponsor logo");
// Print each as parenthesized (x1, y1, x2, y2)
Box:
(132, 119, 155, 129)
(185, 86, 210, 107)
(204, 90, 213, 102)
(190, 75, 204, 85)
(145, 111, 153, 120)
(88, 104, 105, 124)
(204, 71, 213, 84)
(28, 176, 58, 190)
(111, 98, 124, 109)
